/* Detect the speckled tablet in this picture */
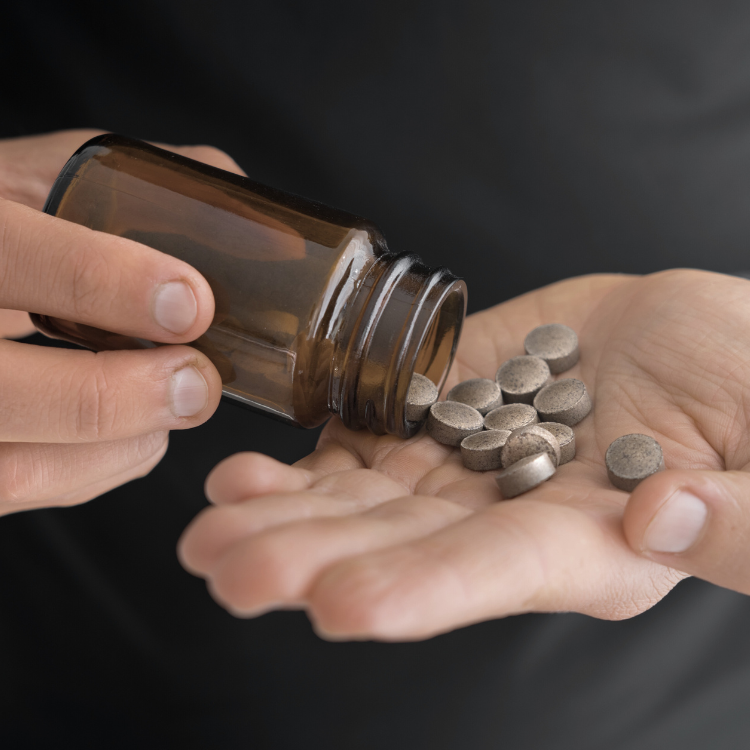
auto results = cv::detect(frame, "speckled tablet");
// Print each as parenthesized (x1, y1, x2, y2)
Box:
(426, 401, 484, 447)
(460, 429, 511, 471)
(533, 378, 591, 426)
(495, 356, 552, 404)
(605, 434, 665, 492)
(484, 403, 539, 433)
(537, 422, 576, 464)
(495, 453, 556, 499)
(524, 324, 579, 374)
(447, 378, 503, 415)
(406, 373, 439, 422)
(501, 424, 561, 469)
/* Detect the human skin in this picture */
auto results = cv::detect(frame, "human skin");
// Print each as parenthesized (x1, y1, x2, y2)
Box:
(179, 270, 750, 639)
(0, 130, 241, 514)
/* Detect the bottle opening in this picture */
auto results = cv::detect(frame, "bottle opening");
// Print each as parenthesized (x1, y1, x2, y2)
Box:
(413, 284, 465, 391)
(333, 253, 467, 438)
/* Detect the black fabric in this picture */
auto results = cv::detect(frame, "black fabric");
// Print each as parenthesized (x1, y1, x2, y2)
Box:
(2, 1, 750, 747)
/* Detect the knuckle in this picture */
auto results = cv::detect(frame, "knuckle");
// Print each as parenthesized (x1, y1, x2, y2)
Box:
(0, 433, 169, 511)
(178, 506, 223, 573)
(68, 244, 115, 320)
(248, 535, 299, 597)
(0, 202, 24, 286)
(310, 562, 394, 635)
(129, 432, 169, 477)
(210, 564, 249, 609)
(131, 458, 161, 481)
(212, 535, 296, 610)
(133, 430, 169, 460)
(595, 598, 655, 621)
(205, 452, 265, 504)
(182, 145, 242, 174)
(0, 445, 64, 508)
(74, 361, 121, 440)
(586, 567, 684, 621)
(0, 449, 37, 506)
(187, 145, 223, 161)
(0, 199, 13, 245)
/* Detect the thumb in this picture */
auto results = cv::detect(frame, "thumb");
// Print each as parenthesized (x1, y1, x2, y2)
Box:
(622, 469, 750, 595)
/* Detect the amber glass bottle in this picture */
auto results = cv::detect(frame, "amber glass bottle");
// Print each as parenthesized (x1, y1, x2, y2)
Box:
(32, 135, 467, 437)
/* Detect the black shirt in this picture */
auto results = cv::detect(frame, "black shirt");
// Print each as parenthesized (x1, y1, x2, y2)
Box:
(2, 2, 750, 748)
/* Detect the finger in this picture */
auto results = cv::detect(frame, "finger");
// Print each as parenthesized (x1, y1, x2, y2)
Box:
(0, 340, 221, 442)
(205, 452, 313, 505)
(0, 131, 244, 210)
(0, 309, 35, 339)
(204, 438, 384, 508)
(180, 493, 367, 575)
(180, 469, 417, 574)
(306, 489, 679, 640)
(0, 431, 168, 515)
(316, 417, 454, 491)
(317, 420, 500, 511)
(0, 130, 104, 209)
(623, 468, 750, 594)
(165, 144, 247, 176)
(202, 496, 471, 616)
(0, 198, 214, 343)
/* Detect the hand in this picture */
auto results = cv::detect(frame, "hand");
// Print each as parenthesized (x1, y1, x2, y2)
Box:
(0, 130, 243, 514)
(178, 270, 750, 640)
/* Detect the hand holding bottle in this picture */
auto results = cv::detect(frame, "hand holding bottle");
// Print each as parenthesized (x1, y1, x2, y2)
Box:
(179, 270, 750, 638)
(0, 130, 240, 514)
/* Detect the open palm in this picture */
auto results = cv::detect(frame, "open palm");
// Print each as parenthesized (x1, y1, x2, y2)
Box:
(179, 269, 748, 639)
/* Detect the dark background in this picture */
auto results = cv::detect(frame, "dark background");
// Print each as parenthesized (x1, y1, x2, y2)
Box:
(2, 1, 750, 748)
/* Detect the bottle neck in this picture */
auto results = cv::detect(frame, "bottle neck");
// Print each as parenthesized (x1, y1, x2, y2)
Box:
(330, 253, 467, 438)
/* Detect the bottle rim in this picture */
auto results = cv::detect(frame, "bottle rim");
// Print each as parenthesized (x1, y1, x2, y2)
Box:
(333, 253, 467, 438)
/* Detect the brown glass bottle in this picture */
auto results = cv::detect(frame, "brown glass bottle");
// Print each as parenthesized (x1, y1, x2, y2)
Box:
(31, 134, 466, 438)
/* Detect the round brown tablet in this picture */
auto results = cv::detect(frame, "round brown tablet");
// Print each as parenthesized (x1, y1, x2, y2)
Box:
(533, 378, 592, 426)
(495, 356, 552, 404)
(524, 324, 579, 374)
(447, 378, 503, 415)
(460, 429, 511, 471)
(605, 434, 665, 492)
(537, 422, 576, 464)
(483, 403, 539, 433)
(406, 373, 439, 422)
(495, 453, 556, 499)
(426, 401, 484, 447)
(501, 425, 561, 469)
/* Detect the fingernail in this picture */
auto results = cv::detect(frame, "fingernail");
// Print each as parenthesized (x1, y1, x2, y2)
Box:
(643, 490, 708, 553)
(170, 366, 208, 417)
(153, 281, 198, 334)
